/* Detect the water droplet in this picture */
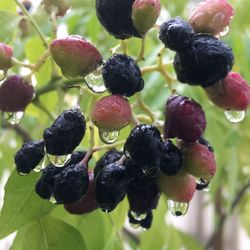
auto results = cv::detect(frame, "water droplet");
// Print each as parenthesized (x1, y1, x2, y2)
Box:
(49, 195, 57, 204)
(47, 153, 71, 167)
(142, 167, 156, 177)
(84, 66, 106, 93)
(196, 178, 210, 191)
(167, 200, 189, 217)
(219, 26, 229, 37)
(130, 223, 140, 229)
(130, 211, 147, 221)
(224, 110, 245, 124)
(33, 158, 46, 173)
(18, 172, 28, 176)
(0, 69, 7, 81)
(102, 208, 110, 213)
(4, 111, 24, 125)
(99, 129, 120, 144)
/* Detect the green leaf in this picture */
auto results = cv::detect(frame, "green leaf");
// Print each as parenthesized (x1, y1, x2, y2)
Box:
(0, 171, 54, 239)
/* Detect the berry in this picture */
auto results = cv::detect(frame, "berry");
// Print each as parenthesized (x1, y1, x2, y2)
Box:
(54, 162, 89, 204)
(159, 17, 195, 52)
(157, 171, 196, 203)
(94, 149, 122, 177)
(43, 107, 86, 155)
(91, 95, 132, 131)
(0, 43, 13, 71)
(43, 0, 71, 17)
(95, 162, 128, 212)
(0, 75, 34, 112)
(180, 140, 216, 181)
(174, 34, 234, 87)
(96, 0, 141, 40)
(50, 36, 102, 78)
(159, 140, 183, 176)
(64, 171, 98, 214)
(15, 140, 45, 174)
(205, 72, 250, 111)
(132, 0, 161, 35)
(164, 95, 206, 142)
(124, 125, 163, 175)
(188, 0, 234, 36)
(102, 54, 144, 97)
(124, 159, 144, 180)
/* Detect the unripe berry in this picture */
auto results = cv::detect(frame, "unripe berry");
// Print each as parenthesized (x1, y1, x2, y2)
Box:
(50, 36, 102, 78)
(132, 0, 161, 34)
(188, 0, 234, 36)
(0, 75, 34, 112)
(0, 43, 13, 71)
(43, 0, 71, 17)
(91, 95, 132, 131)
(205, 72, 250, 111)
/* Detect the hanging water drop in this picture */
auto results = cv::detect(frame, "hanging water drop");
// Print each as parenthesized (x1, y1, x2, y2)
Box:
(49, 195, 57, 204)
(196, 178, 210, 192)
(0, 69, 7, 81)
(33, 157, 46, 173)
(84, 65, 106, 93)
(18, 171, 28, 176)
(224, 110, 245, 124)
(99, 129, 120, 144)
(47, 153, 71, 167)
(4, 111, 24, 125)
(130, 223, 140, 229)
(130, 211, 147, 221)
(219, 26, 230, 37)
(167, 200, 189, 217)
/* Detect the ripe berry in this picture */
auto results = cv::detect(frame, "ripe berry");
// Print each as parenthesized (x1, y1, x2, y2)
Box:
(180, 139, 216, 181)
(188, 0, 234, 36)
(94, 149, 122, 177)
(96, 0, 141, 39)
(0, 75, 34, 112)
(95, 162, 128, 212)
(157, 171, 196, 203)
(205, 72, 250, 111)
(164, 95, 206, 142)
(43, 0, 71, 17)
(102, 54, 144, 97)
(159, 140, 183, 176)
(91, 95, 132, 131)
(132, 0, 161, 35)
(43, 107, 86, 155)
(15, 140, 45, 174)
(124, 125, 163, 175)
(174, 34, 234, 87)
(159, 17, 195, 52)
(50, 36, 103, 78)
(124, 159, 144, 180)
(64, 171, 98, 214)
(0, 43, 13, 71)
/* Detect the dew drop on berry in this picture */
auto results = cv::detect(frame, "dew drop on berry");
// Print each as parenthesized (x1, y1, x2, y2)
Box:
(33, 157, 46, 173)
(18, 171, 28, 176)
(47, 153, 71, 167)
(219, 26, 230, 37)
(224, 110, 245, 124)
(167, 200, 189, 217)
(84, 65, 106, 93)
(0, 69, 7, 81)
(130, 211, 147, 221)
(130, 223, 140, 229)
(4, 111, 24, 125)
(49, 195, 57, 204)
(98, 129, 120, 144)
(196, 178, 210, 192)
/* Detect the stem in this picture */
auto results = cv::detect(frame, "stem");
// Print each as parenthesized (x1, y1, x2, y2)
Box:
(11, 57, 35, 70)
(82, 122, 95, 166)
(33, 99, 55, 121)
(50, 10, 58, 38)
(136, 35, 146, 62)
(121, 39, 128, 54)
(109, 44, 121, 54)
(14, 0, 49, 48)
(93, 140, 125, 152)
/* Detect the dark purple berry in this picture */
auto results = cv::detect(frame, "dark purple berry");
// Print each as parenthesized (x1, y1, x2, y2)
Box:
(102, 54, 144, 97)
(124, 159, 144, 180)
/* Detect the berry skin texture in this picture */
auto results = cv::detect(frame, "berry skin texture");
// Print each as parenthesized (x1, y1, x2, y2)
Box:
(157, 171, 196, 203)
(96, 0, 141, 40)
(0, 43, 13, 71)
(95, 163, 128, 212)
(188, 0, 234, 36)
(43, 0, 71, 17)
(102, 54, 144, 97)
(181, 140, 216, 181)
(15, 140, 45, 174)
(159, 17, 195, 52)
(132, 0, 161, 35)
(43, 107, 86, 155)
(50, 36, 102, 78)
(205, 72, 250, 111)
(91, 95, 132, 131)
(174, 34, 234, 87)
(64, 171, 98, 214)
(164, 95, 207, 143)
(0, 75, 34, 112)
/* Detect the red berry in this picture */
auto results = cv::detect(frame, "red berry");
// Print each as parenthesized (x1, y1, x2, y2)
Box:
(0, 43, 13, 71)
(205, 72, 250, 111)
(91, 95, 132, 131)
(50, 36, 103, 78)
(0, 75, 34, 112)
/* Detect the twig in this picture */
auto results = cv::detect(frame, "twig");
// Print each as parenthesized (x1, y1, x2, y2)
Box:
(2, 123, 31, 142)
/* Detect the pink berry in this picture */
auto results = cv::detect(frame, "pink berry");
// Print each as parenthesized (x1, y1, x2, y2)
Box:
(91, 95, 132, 131)
(0, 43, 13, 71)
(188, 0, 234, 36)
